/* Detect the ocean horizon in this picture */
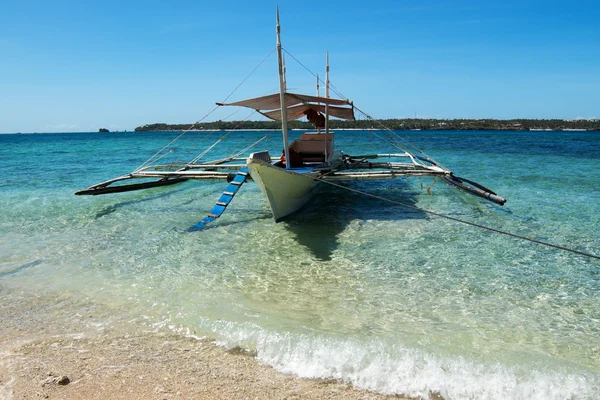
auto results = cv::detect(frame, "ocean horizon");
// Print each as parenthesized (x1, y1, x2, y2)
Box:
(1, 129, 598, 399)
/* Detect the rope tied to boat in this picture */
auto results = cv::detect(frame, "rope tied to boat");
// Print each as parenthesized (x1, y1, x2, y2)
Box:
(424, 177, 437, 195)
(314, 175, 600, 261)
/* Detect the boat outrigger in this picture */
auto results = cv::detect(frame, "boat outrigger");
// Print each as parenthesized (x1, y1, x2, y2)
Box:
(76, 8, 506, 229)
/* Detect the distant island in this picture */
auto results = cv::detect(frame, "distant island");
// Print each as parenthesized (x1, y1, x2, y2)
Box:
(98, 128, 110, 133)
(135, 118, 600, 132)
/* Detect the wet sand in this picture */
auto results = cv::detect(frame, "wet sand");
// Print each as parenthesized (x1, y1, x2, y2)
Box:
(0, 291, 410, 400)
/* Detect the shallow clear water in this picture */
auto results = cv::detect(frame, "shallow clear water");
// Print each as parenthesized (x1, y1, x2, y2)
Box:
(1, 130, 599, 399)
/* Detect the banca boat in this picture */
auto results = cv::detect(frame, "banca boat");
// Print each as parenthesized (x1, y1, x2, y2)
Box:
(76, 9, 506, 229)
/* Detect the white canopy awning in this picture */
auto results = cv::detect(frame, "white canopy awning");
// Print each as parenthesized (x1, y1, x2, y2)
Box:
(261, 103, 355, 121)
(217, 92, 355, 121)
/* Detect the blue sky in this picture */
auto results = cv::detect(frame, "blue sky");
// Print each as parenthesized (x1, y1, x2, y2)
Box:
(1, 0, 598, 133)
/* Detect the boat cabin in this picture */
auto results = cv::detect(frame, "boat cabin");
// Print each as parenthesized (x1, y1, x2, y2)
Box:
(279, 132, 333, 168)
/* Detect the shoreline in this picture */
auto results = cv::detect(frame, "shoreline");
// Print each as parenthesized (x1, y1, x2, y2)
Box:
(1, 332, 409, 400)
(3, 127, 599, 135)
(0, 291, 409, 400)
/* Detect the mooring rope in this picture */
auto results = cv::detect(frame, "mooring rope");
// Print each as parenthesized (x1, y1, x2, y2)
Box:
(315, 176, 600, 261)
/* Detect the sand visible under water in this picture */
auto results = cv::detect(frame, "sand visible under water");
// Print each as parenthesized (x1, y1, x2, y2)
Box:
(0, 292, 410, 400)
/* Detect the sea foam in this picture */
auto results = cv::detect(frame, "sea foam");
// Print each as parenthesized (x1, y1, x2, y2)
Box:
(206, 320, 599, 400)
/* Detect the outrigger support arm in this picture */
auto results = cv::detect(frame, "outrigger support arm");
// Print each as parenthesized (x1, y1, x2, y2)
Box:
(442, 175, 506, 206)
(341, 153, 506, 206)
(75, 178, 187, 196)
(75, 176, 188, 196)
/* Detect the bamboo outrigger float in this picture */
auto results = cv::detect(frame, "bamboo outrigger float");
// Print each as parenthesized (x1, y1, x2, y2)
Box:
(76, 8, 506, 228)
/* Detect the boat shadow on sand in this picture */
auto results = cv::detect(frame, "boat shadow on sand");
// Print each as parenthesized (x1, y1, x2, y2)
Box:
(283, 180, 427, 261)
(93, 186, 194, 219)
(90, 180, 427, 262)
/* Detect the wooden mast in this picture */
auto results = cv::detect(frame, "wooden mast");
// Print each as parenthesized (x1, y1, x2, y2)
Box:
(324, 51, 330, 161)
(276, 6, 290, 169)
(325, 51, 330, 134)
(316, 73, 321, 133)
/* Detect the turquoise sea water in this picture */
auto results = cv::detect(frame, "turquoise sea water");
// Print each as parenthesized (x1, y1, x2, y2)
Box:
(1, 130, 599, 399)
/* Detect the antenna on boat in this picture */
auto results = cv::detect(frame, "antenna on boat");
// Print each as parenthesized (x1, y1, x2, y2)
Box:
(276, 6, 291, 170)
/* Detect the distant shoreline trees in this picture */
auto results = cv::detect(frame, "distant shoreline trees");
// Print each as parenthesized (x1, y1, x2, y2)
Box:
(134, 118, 600, 132)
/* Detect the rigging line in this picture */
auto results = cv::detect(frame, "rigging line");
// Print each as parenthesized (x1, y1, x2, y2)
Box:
(283, 48, 414, 157)
(174, 129, 221, 163)
(221, 108, 243, 122)
(141, 148, 178, 170)
(167, 110, 244, 167)
(220, 48, 276, 104)
(146, 102, 257, 168)
(171, 109, 244, 165)
(188, 133, 232, 165)
(314, 177, 600, 261)
(188, 110, 259, 164)
(168, 105, 259, 167)
(366, 127, 414, 155)
(350, 113, 428, 167)
(134, 50, 275, 173)
(281, 47, 445, 168)
(163, 130, 220, 170)
(183, 93, 276, 164)
(283, 49, 350, 102)
(354, 106, 447, 170)
(133, 105, 220, 172)
(285, 46, 434, 163)
(226, 134, 270, 160)
(353, 104, 445, 169)
(367, 127, 445, 170)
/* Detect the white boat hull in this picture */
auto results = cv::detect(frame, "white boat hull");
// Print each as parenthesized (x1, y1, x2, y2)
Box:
(247, 156, 320, 221)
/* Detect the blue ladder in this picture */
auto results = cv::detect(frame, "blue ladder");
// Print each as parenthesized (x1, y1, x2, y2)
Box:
(189, 167, 249, 231)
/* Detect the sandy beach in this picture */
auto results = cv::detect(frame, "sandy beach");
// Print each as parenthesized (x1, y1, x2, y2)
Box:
(0, 291, 409, 400)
